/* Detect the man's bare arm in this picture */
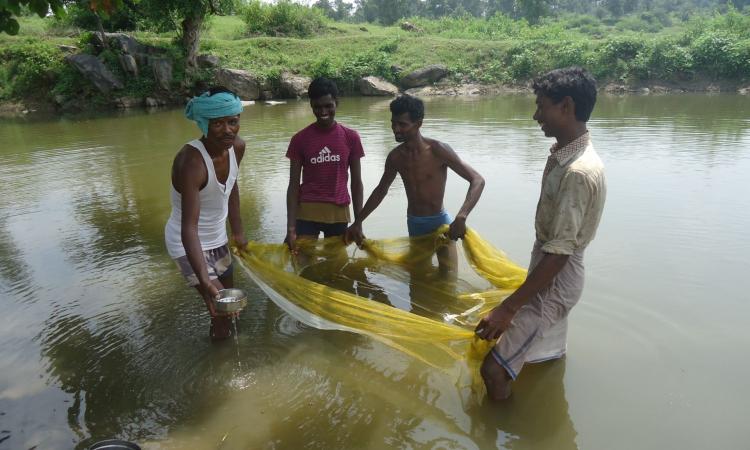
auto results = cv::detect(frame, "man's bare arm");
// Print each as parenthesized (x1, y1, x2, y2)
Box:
(228, 138, 246, 247)
(475, 252, 569, 340)
(346, 153, 398, 244)
(355, 154, 398, 225)
(350, 157, 364, 221)
(176, 150, 220, 314)
(438, 142, 485, 238)
(285, 159, 303, 250)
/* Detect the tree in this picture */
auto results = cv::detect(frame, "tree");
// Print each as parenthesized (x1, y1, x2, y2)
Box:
(486, 0, 517, 17)
(333, 0, 353, 21)
(0, 0, 130, 35)
(516, 0, 550, 23)
(353, 0, 419, 25)
(1, 0, 62, 34)
(136, 0, 234, 68)
(313, 0, 336, 19)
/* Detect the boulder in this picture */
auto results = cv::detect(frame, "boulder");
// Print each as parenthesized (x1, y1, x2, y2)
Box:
(359, 76, 398, 96)
(58, 45, 78, 53)
(145, 97, 160, 108)
(603, 84, 627, 94)
(738, 86, 750, 95)
(65, 54, 124, 94)
(96, 33, 141, 55)
(406, 84, 486, 97)
(216, 68, 261, 100)
(400, 21, 422, 32)
(279, 72, 311, 98)
(94, 33, 166, 57)
(197, 54, 220, 68)
(400, 64, 449, 89)
(115, 97, 142, 109)
(119, 54, 138, 77)
(151, 58, 173, 90)
(650, 85, 671, 94)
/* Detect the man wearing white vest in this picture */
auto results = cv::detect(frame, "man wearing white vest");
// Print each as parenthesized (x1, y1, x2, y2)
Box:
(165, 87, 247, 340)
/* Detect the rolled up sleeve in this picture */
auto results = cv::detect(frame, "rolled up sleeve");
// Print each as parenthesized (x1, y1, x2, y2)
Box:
(541, 171, 593, 255)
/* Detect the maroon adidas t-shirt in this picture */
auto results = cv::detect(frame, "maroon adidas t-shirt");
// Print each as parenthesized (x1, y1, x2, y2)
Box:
(286, 122, 365, 206)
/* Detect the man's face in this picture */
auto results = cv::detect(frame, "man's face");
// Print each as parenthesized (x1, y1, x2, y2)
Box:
(206, 115, 240, 147)
(533, 94, 566, 138)
(311, 94, 337, 127)
(391, 112, 421, 143)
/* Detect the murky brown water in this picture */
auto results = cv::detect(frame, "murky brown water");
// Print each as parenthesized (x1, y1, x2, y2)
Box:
(1, 94, 749, 449)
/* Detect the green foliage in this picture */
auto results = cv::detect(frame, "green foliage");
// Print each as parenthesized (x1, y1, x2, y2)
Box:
(691, 31, 750, 77)
(0, 40, 64, 98)
(406, 13, 531, 40)
(615, 12, 668, 33)
(376, 37, 400, 53)
(49, 1, 138, 32)
(644, 40, 694, 79)
(2, 5, 750, 105)
(1, 0, 65, 35)
(50, 64, 90, 99)
(307, 48, 395, 91)
(242, 0, 328, 38)
(506, 45, 546, 79)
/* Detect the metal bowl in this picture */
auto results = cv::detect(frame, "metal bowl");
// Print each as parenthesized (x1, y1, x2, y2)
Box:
(214, 288, 247, 313)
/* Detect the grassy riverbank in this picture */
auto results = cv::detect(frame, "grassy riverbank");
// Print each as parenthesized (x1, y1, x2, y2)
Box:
(1, 9, 749, 111)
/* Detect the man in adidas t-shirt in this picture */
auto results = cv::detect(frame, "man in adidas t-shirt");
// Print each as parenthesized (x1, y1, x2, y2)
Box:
(285, 77, 365, 251)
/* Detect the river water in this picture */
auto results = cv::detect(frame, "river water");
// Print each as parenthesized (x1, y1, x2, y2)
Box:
(0, 94, 748, 449)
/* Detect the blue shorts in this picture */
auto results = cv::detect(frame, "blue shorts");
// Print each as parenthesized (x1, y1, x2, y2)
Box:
(407, 210, 452, 237)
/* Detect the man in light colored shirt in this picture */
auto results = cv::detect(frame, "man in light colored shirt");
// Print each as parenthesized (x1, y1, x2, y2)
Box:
(475, 67, 606, 400)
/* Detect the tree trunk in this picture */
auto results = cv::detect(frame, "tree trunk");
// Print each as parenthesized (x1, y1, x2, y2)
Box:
(181, 15, 203, 68)
(95, 12, 108, 50)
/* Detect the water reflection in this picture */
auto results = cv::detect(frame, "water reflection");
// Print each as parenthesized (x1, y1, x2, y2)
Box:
(473, 359, 575, 450)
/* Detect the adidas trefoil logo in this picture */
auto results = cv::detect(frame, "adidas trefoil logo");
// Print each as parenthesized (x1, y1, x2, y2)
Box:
(310, 146, 341, 164)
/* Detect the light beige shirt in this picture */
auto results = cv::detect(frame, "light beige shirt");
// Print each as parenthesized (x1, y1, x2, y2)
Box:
(535, 132, 606, 255)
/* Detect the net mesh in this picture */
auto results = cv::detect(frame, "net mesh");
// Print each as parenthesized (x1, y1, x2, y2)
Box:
(232, 225, 527, 397)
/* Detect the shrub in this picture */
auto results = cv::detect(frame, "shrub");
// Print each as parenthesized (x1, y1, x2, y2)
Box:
(507, 47, 544, 80)
(691, 32, 750, 78)
(615, 13, 664, 33)
(597, 36, 646, 62)
(310, 56, 339, 80)
(650, 41, 693, 79)
(242, 0, 327, 38)
(553, 41, 591, 68)
(49, 2, 138, 32)
(0, 41, 64, 98)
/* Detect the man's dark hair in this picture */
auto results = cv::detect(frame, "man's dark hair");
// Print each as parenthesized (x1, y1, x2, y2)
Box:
(207, 86, 239, 98)
(390, 94, 424, 122)
(308, 77, 339, 101)
(532, 67, 597, 122)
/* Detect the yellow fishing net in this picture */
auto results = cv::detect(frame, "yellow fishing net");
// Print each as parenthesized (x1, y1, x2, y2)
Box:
(233, 225, 526, 397)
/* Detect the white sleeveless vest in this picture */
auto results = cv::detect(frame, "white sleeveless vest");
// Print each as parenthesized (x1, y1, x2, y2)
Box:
(164, 139, 238, 258)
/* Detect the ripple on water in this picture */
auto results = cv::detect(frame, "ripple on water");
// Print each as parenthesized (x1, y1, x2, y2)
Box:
(273, 311, 312, 337)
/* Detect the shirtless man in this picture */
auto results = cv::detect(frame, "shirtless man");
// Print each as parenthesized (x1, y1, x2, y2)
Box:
(346, 95, 484, 251)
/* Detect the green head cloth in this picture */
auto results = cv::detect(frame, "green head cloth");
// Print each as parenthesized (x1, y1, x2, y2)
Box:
(184, 91, 243, 136)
